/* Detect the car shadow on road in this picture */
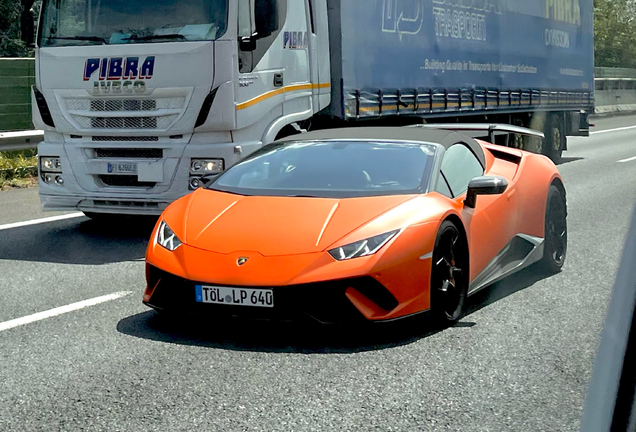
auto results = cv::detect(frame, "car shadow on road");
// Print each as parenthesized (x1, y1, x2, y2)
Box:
(116, 309, 450, 354)
(462, 264, 554, 317)
(117, 264, 553, 353)
(0, 216, 157, 265)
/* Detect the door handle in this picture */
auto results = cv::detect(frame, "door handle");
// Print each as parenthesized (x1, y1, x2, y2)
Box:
(274, 73, 284, 87)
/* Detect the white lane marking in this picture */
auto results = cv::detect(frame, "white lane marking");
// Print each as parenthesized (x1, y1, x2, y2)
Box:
(0, 212, 84, 231)
(617, 156, 636, 163)
(590, 125, 636, 135)
(0, 291, 132, 332)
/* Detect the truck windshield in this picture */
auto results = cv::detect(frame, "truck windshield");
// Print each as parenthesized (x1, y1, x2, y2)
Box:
(39, 0, 229, 47)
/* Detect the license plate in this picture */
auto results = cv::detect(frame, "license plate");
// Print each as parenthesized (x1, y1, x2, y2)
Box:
(108, 162, 137, 174)
(195, 285, 274, 308)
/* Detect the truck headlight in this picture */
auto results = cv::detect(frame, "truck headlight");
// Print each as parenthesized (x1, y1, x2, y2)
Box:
(190, 158, 224, 174)
(328, 230, 399, 261)
(40, 157, 62, 173)
(156, 221, 182, 251)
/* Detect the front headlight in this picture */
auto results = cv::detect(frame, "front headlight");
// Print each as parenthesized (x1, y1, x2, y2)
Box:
(328, 230, 399, 261)
(40, 156, 62, 173)
(156, 221, 182, 251)
(190, 158, 224, 174)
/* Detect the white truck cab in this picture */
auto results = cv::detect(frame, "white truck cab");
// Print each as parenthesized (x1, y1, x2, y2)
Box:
(34, 0, 330, 215)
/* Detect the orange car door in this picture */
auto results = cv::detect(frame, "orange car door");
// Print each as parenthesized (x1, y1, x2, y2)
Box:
(440, 143, 514, 281)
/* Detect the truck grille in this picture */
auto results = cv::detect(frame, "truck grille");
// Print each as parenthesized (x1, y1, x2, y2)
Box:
(99, 175, 156, 188)
(95, 149, 163, 159)
(63, 95, 186, 130)
(74, 116, 177, 129)
(93, 200, 161, 210)
(66, 98, 186, 112)
(92, 136, 159, 142)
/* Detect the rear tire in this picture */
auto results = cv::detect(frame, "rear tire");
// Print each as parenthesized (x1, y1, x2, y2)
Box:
(539, 184, 567, 273)
(430, 220, 469, 324)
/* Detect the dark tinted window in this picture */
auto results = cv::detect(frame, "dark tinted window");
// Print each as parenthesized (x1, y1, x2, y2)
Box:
(212, 140, 437, 198)
(440, 143, 484, 196)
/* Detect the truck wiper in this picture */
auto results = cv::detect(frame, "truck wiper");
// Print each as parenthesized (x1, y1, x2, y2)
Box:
(47, 36, 107, 44)
(123, 34, 187, 42)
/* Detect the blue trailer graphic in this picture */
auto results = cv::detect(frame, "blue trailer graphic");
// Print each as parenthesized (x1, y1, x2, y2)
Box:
(331, 0, 594, 118)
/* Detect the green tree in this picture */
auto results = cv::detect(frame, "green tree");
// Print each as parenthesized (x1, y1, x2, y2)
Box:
(595, 0, 636, 68)
(0, 0, 40, 57)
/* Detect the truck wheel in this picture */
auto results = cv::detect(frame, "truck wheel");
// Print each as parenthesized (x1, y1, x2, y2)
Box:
(543, 113, 565, 164)
(510, 118, 525, 149)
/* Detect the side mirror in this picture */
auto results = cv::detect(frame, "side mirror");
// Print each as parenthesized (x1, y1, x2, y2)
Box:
(239, 36, 257, 52)
(464, 176, 508, 208)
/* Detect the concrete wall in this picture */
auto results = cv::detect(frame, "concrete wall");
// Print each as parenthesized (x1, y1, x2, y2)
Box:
(0, 58, 35, 132)
(594, 67, 636, 114)
(595, 89, 636, 106)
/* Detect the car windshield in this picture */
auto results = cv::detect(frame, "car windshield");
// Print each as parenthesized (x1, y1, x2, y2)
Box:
(38, 0, 229, 47)
(210, 140, 437, 198)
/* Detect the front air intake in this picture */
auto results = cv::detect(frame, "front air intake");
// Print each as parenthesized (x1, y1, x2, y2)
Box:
(32, 87, 55, 128)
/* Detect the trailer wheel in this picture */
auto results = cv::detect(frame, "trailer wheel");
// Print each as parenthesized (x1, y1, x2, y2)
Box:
(543, 113, 565, 164)
(510, 118, 525, 149)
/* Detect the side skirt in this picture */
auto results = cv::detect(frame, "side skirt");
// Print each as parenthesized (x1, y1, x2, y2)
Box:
(468, 234, 544, 296)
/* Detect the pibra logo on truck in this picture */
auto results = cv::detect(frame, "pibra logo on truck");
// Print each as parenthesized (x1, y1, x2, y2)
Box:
(84, 56, 155, 95)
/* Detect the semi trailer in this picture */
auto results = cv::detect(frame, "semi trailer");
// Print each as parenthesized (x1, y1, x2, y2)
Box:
(24, 0, 593, 215)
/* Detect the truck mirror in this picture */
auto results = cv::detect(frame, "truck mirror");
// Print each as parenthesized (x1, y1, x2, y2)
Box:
(254, 0, 278, 38)
(239, 36, 257, 52)
(20, 7, 35, 47)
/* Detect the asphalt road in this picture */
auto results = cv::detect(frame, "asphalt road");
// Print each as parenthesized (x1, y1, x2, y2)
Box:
(1, 115, 636, 431)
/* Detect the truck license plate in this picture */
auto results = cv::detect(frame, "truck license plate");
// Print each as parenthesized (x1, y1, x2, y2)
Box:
(195, 285, 274, 308)
(108, 162, 137, 174)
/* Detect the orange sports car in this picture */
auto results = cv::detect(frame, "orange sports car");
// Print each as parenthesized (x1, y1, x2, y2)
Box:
(143, 126, 567, 324)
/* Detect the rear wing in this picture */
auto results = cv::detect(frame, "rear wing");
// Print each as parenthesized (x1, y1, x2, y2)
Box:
(412, 123, 545, 143)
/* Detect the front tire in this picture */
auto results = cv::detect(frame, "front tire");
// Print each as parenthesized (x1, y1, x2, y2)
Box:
(539, 184, 567, 273)
(430, 220, 469, 324)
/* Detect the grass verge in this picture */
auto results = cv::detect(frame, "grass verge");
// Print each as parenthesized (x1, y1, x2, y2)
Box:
(0, 149, 38, 190)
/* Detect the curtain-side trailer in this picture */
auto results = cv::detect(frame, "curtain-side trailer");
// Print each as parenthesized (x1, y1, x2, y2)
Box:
(24, 0, 593, 215)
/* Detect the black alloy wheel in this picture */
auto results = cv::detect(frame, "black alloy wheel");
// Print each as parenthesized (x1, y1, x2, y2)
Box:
(431, 220, 469, 323)
(540, 184, 567, 273)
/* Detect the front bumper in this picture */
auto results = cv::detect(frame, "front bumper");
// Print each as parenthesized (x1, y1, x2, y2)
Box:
(143, 265, 404, 324)
(41, 193, 172, 215)
(38, 139, 261, 215)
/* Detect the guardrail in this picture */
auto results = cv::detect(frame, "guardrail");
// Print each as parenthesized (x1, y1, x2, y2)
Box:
(0, 130, 43, 152)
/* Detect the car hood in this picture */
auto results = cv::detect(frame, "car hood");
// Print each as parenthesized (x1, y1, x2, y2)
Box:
(179, 190, 416, 256)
